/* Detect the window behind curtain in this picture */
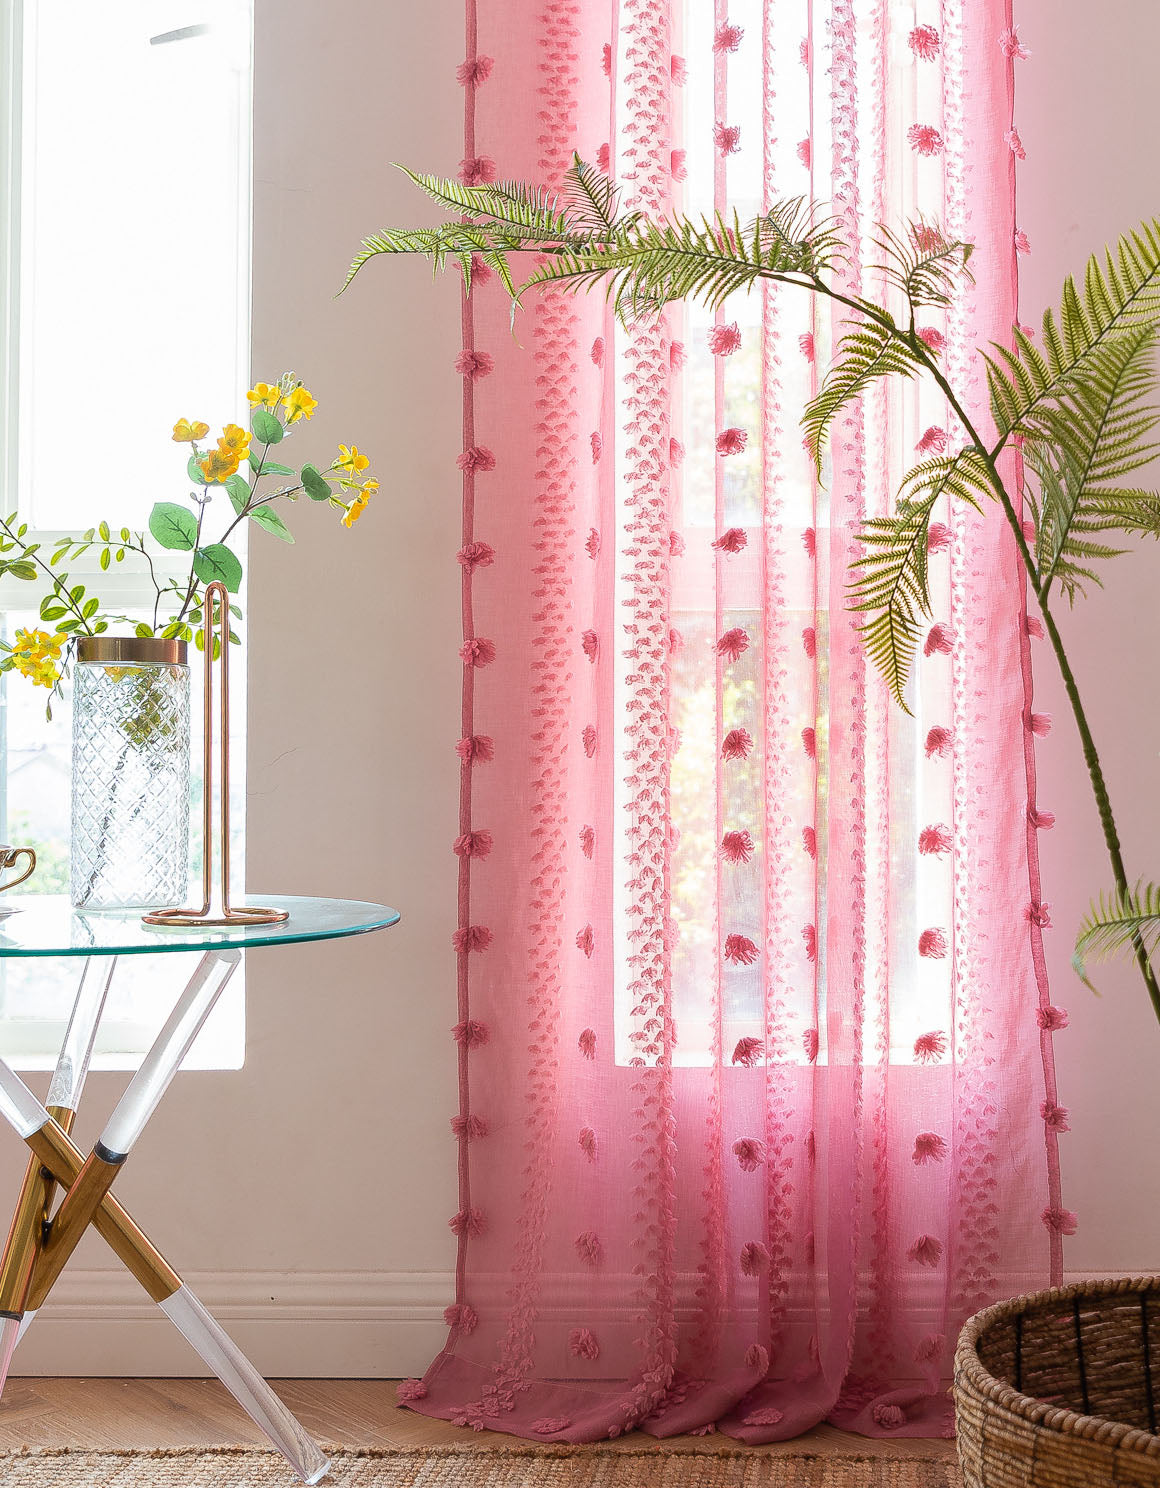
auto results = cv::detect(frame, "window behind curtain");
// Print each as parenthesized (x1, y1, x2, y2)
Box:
(0, 0, 252, 1068)
(612, 0, 947, 1067)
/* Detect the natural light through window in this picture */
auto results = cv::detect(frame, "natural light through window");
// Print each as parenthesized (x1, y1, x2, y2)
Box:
(0, 0, 252, 1069)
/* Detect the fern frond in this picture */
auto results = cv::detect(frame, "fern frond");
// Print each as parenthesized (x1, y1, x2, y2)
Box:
(522, 204, 847, 319)
(847, 493, 937, 713)
(397, 167, 573, 238)
(803, 319, 919, 474)
(1073, 880, 1160, 989)
(872, 220, 973, 311)
(1019, 321, 1160, 599)
(985, 217, 1160, 443)
(342, 224, 522, 295)
(754, 197, 846, 276)
(560, 155, 629, 233)
(896, 447, 994, 512)
(1070, 489, 1160, 537)
(847, 447, 994, 709)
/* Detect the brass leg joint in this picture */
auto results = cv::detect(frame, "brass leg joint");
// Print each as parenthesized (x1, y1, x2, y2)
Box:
(25, 1122, 180, 1306)
(27, 1149, 123, 1310)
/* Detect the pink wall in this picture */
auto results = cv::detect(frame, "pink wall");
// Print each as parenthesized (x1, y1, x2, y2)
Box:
(1018, 0, 1160, 1272)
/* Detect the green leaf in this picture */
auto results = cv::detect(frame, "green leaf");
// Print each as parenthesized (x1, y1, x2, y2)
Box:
(251, 408, 284, 445)
(192, 543, 243, 593)
(561, 155, 627, 233)
(224, 473, 252, 516)
(82, 597, 99, 619)
(847, 449, 994, 711)
(1074, 880, 1160, 990)
(301, 464, 331, 501)
(803, 318, 919, 475)
(187, 453, 208, 486)
(7, 561, 37, 581)
(250, 506, 294, 543)
(149, 502, 198, 551)
(135, 622, 154, 639)
(99, 547, 111, 571)
(249, 458, 294, 477)
(985, 218, 1160, 445)
(847, 498, 936, 714)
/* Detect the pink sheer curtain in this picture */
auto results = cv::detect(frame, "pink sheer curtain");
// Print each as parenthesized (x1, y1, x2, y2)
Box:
(407, 0, 1067, 1443)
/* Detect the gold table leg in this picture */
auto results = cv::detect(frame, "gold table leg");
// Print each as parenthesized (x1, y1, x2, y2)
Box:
(20, 1118, 180, 1309)
(0, 1108, 76, 1320)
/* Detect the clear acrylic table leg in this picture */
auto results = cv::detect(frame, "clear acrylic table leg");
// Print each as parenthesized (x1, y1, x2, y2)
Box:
(46, 956, 117, 1113)
(161, 1286, 330, 1483)
(0, 956, 115, 1387)
(0, 950, 331, 1482)
(99, 949, 239, 1159)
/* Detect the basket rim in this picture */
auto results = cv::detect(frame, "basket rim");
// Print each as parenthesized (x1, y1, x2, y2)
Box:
(955, 1275, 1160, 1457)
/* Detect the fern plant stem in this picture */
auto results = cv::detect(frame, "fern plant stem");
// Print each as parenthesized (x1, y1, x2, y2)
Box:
(891, 329, 1160, 1026)
(777, 271, 1160, 1020)
(1036, 603, 1160, 1024)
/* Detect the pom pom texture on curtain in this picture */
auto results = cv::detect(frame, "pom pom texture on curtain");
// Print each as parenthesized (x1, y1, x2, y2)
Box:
(411, 0, 1066, 1444)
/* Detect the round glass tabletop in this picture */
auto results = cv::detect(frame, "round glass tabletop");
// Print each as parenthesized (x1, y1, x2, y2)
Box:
(0, 895, 400, 958)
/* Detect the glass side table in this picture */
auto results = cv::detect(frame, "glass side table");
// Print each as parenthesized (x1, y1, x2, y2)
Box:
(0, 894, 400, 1484)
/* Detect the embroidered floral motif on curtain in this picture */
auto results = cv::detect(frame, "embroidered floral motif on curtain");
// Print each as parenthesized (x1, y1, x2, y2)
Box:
(408, 0, 1066, 1444)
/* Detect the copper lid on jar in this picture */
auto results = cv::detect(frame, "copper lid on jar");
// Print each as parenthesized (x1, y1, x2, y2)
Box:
(75, 636, 188, 666)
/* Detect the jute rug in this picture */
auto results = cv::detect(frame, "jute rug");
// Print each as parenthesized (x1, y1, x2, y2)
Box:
(0, 1445, 963, 1486)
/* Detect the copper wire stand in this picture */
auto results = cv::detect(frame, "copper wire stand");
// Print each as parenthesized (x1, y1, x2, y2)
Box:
(143, 581, 287, 929)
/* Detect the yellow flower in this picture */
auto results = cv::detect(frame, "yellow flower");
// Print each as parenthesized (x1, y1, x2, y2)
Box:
(217, 423, 252, 458)
(334, 444, 370, 475)
(11, 629, 63, 689)
(246, 382, 281, 409)
(282, 385, 318, 424)
(172, 418, 210, 443)
(199, 446, 241, 483)
(341, 489, 373, 529)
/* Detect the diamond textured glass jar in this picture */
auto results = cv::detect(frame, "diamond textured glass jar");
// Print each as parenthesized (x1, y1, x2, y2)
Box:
(70, 638, 191, 910)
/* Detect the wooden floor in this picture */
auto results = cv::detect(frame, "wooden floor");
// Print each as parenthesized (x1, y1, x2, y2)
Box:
(0, 1378, 956, 1462)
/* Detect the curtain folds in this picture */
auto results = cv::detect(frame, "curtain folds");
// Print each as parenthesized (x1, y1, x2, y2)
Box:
(410, 0, 1065, 1443)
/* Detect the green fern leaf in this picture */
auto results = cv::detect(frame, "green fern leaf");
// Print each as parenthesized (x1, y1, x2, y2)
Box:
(847, 448, 993, 709)
(341, 223, 521, 295)
(1074, 880, 1160, 989)
(803, 319, 919, 475)
(560, 156, 629, 233)
(1019, 321, 1160, 599)
(872, 220, 973, 311)
(847, 490, 941, 714)
(985, 218, 1160, 443)
(397, 168, 572, 238)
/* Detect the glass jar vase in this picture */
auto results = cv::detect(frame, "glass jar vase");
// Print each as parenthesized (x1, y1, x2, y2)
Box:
(70, 637, 191, 910)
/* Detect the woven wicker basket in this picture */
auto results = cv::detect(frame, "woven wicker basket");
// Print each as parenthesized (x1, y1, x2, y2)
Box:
(955, 1277, 1160, 1486)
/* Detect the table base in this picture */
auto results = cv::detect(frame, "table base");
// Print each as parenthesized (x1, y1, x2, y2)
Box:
(0, 954, 330, 1484)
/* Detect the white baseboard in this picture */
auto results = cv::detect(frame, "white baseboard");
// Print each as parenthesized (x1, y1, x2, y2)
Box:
(11, 1266, 1148, 1379)
(13, 1270, 455, 1378)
